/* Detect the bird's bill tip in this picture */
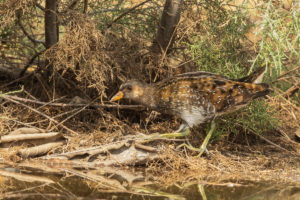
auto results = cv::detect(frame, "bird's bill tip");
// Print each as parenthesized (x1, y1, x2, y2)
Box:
(110, 91, 124, 102)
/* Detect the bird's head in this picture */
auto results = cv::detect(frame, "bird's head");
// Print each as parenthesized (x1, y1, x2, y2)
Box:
(110, 80, 147, 103)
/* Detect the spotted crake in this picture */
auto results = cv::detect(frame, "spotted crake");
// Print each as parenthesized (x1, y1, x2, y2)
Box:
(111, 67, 271, 132)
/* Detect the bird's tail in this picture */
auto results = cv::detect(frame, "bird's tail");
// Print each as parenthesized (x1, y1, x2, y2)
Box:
(251, 83, 272, 99)
(237, 67, 266, 84)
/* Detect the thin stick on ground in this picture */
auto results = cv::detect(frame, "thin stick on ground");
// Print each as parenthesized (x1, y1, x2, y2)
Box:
(232, 121, 295, 154)
(48, 105, 89, 132)
(1, 95, 79, 135)
(1, 94, 146, 110)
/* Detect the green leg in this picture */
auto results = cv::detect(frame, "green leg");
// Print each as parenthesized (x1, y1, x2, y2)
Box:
(197, 120, 216, 156)
(146, 127, 191, 140)
(142, 121, 216, 157)
(176, 120, 216, 156)
(198, 184, 207, 200)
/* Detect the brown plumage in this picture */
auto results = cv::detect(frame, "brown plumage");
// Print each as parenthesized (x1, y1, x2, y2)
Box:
(111, 67, 271, 132)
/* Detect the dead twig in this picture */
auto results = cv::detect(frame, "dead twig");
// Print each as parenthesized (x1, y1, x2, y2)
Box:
(281, 82, 300, 98)
(48, 100, 95, 132)
(0, 73, 32, 89)
(16, 13, 45, 46)
(107, 0, 152, 29)
(19, 50, 45, 77)
(272, 66, 300, 83)
(35, 3, 45, 11)
(63, 168, 126, 190)
(1, 94, 79, 135)
(1, 94, 146, 110)
(234, 122, 295, 154)
(135, 142, 157, 152)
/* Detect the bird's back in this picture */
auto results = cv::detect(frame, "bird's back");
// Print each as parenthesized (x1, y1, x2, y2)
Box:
(153, 70, 271, 126)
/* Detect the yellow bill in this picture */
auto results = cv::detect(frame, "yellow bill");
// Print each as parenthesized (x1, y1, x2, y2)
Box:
(110, 91, 124, 102)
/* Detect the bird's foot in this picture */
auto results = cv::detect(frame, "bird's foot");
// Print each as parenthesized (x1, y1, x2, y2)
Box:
(148, 127, 191, 140)
(176, 121, 216, 157)
(176, 141, 209, 156)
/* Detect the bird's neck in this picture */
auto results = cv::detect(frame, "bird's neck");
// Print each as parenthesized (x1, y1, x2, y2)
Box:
(136, 84, 156, 108)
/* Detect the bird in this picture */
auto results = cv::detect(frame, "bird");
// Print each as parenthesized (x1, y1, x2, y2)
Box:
(110, 67, 271, 156)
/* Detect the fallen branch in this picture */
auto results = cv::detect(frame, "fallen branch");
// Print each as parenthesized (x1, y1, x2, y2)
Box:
(18, 141, 65, 158)
(0, 132, 60, 143)
(42, 142, 160, 167)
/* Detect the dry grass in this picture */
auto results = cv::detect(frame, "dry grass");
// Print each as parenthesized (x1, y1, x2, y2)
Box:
(148, 147, 300, 187)
(0, 0, 35, 28)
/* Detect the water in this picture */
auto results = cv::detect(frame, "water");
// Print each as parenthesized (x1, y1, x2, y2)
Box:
(1, 168, 299, 200)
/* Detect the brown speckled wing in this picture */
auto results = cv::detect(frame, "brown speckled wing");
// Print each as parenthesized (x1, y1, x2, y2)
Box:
(154, 72, 270, 115)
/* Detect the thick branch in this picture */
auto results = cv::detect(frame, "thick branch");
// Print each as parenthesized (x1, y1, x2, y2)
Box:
(19, 50, 45, 77)
(16, 14, 45, 46)
(35, 2, 45, 11)
(83, 0, 88, 14)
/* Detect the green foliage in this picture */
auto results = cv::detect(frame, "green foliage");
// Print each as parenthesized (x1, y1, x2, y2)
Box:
(188, 0, 253, 79)
(250, 1, 300, 82)
(186, 1, 298, 137)
(90, 0, 159, 38)
(211, 100, 279, 141)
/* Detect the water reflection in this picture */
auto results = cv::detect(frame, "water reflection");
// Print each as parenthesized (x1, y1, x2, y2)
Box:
(0, 165, 299, 200)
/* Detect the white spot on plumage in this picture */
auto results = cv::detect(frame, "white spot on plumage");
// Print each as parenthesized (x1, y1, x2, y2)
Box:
(180, 105, 215, 128)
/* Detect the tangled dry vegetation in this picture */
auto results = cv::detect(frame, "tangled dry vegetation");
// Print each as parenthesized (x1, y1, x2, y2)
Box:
(0, 0, 299, 194)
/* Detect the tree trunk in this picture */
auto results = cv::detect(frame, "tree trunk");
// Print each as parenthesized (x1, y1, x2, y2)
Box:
(45, 0, 58, 77)
(45, 0, 58, 49)
(153, 0, 183, 53)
